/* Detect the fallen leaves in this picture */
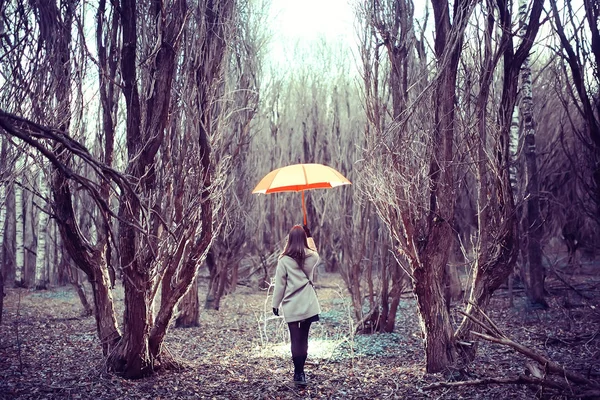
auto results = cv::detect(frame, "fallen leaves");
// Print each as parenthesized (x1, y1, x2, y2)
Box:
(0, 272, 599, 399)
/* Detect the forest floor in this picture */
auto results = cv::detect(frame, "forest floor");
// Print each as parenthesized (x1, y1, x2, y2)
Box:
(1, 268, 600, 400)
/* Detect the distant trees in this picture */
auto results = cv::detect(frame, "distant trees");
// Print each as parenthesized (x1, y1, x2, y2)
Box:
(201, 0, 266, 312)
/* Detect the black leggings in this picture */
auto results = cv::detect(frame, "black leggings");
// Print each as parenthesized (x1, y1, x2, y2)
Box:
(288, 320, 313, 358)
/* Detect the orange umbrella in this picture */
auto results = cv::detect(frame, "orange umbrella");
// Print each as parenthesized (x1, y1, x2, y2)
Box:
(252, 163, 351, 225)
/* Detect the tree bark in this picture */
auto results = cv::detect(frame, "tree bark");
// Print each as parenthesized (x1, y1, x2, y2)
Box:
(23, 188, 36, 287)
(3, 184, 16, 284)
(0, 182, 4, 324)
(52, 172, 121, 354)
(69, 267, 93, 317)
(34, 168, 49, 290)
(409, 0, 475, 373)
(14, 181, 23, 286)
(177, 278, 200, 327)
(455, 0, 544, 361)
(519, 0, 546, 308)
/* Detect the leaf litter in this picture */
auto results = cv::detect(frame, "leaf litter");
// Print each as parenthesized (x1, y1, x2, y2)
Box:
(1, 272, 599, 399)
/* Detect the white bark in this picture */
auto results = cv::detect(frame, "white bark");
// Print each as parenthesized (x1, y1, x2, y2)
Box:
(509, 107, 520, 201)
(519, 0, 546, 307)
(0, 184, 6, 258)
(15, 181, 24, 284)
(519, 0, 535, 145)
(35, 169, 49, 288)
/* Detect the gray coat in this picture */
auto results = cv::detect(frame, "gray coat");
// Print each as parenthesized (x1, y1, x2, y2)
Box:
(272, 247, 321, 323)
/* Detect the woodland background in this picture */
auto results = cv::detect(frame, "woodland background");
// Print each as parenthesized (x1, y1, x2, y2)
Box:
(0, 0, 600, 398)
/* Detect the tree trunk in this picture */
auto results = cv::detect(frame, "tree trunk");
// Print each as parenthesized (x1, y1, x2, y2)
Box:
(230, 261, 238, 293)
(455, 0, 544, 362)
(69, 267, 93, 317)
(118, 269, 152, 378)
(0, 182, 5, 324)
(519, 3, 546, 307)
(3, 184, 16, 284)
(24, 188, 36, 287)
(413, 252, 457, 371)
(52, 172, 121, 355)
(14, 181, 23, 286)
(203, 250, 218, 311)
(204, 255, 229, 311)
(382, 260, 405, 333)
(34, 169, 49, 290)
(177, 278, 200, 327)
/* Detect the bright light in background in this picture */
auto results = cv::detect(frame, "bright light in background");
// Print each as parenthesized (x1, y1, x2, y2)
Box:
(266, 0, 356, 69)
(257, 339, 345, 359)
(269, 0, 355, 42)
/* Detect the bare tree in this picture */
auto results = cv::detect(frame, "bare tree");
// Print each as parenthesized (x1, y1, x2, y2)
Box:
(453, 0, 545, 361)
(0, 0, 242, 379)
(549, 0, 600, 234)
(358, 0, 545, 372)
(518, 0, 546, 308)
(534, 59, 600, 268)
(359, 0, 478, 372)
(200, 0, 264, 312)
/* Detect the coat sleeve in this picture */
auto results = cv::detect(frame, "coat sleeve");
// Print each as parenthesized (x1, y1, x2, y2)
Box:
(272, 258, 287, 308)
(307, 237, 317, 251)
(308, 252, 320, 281)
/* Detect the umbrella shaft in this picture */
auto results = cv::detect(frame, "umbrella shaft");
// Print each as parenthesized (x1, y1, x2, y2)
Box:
(302, 191, 307, 226)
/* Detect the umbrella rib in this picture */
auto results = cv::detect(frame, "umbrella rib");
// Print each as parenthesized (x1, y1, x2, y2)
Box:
(301, 164, 309, 185)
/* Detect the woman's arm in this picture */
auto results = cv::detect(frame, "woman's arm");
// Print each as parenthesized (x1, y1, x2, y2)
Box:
(272, 258, 287, 309)
(303, 224, 318, 251)
(307, 237, 317, 252)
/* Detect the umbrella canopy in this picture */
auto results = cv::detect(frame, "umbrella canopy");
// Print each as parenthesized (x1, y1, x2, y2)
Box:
(252, 163, 351, 225)
(252, 163, 351, 194)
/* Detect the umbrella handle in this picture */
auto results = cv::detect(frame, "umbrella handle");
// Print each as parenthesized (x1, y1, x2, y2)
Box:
(302, 190, 307, 226)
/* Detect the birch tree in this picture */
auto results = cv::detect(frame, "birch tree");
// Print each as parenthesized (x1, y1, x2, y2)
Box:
(0, 177, 6, 323)
(518, 0, 546, 308)
(14, 176, 23, 286)
(34, 167, 49, 289)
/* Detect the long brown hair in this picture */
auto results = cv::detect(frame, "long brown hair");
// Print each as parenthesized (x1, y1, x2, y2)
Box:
(281, 225, 309, 267)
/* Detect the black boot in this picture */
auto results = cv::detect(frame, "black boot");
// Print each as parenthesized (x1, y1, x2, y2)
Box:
(293, 371, 307, 387)
(292, 357, 307, 387)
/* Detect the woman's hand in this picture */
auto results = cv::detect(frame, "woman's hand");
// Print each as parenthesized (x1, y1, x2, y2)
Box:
(303, 224, 312, 238)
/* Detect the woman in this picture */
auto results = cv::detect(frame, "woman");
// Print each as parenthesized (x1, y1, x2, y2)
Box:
(272, 224, 321, 387)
